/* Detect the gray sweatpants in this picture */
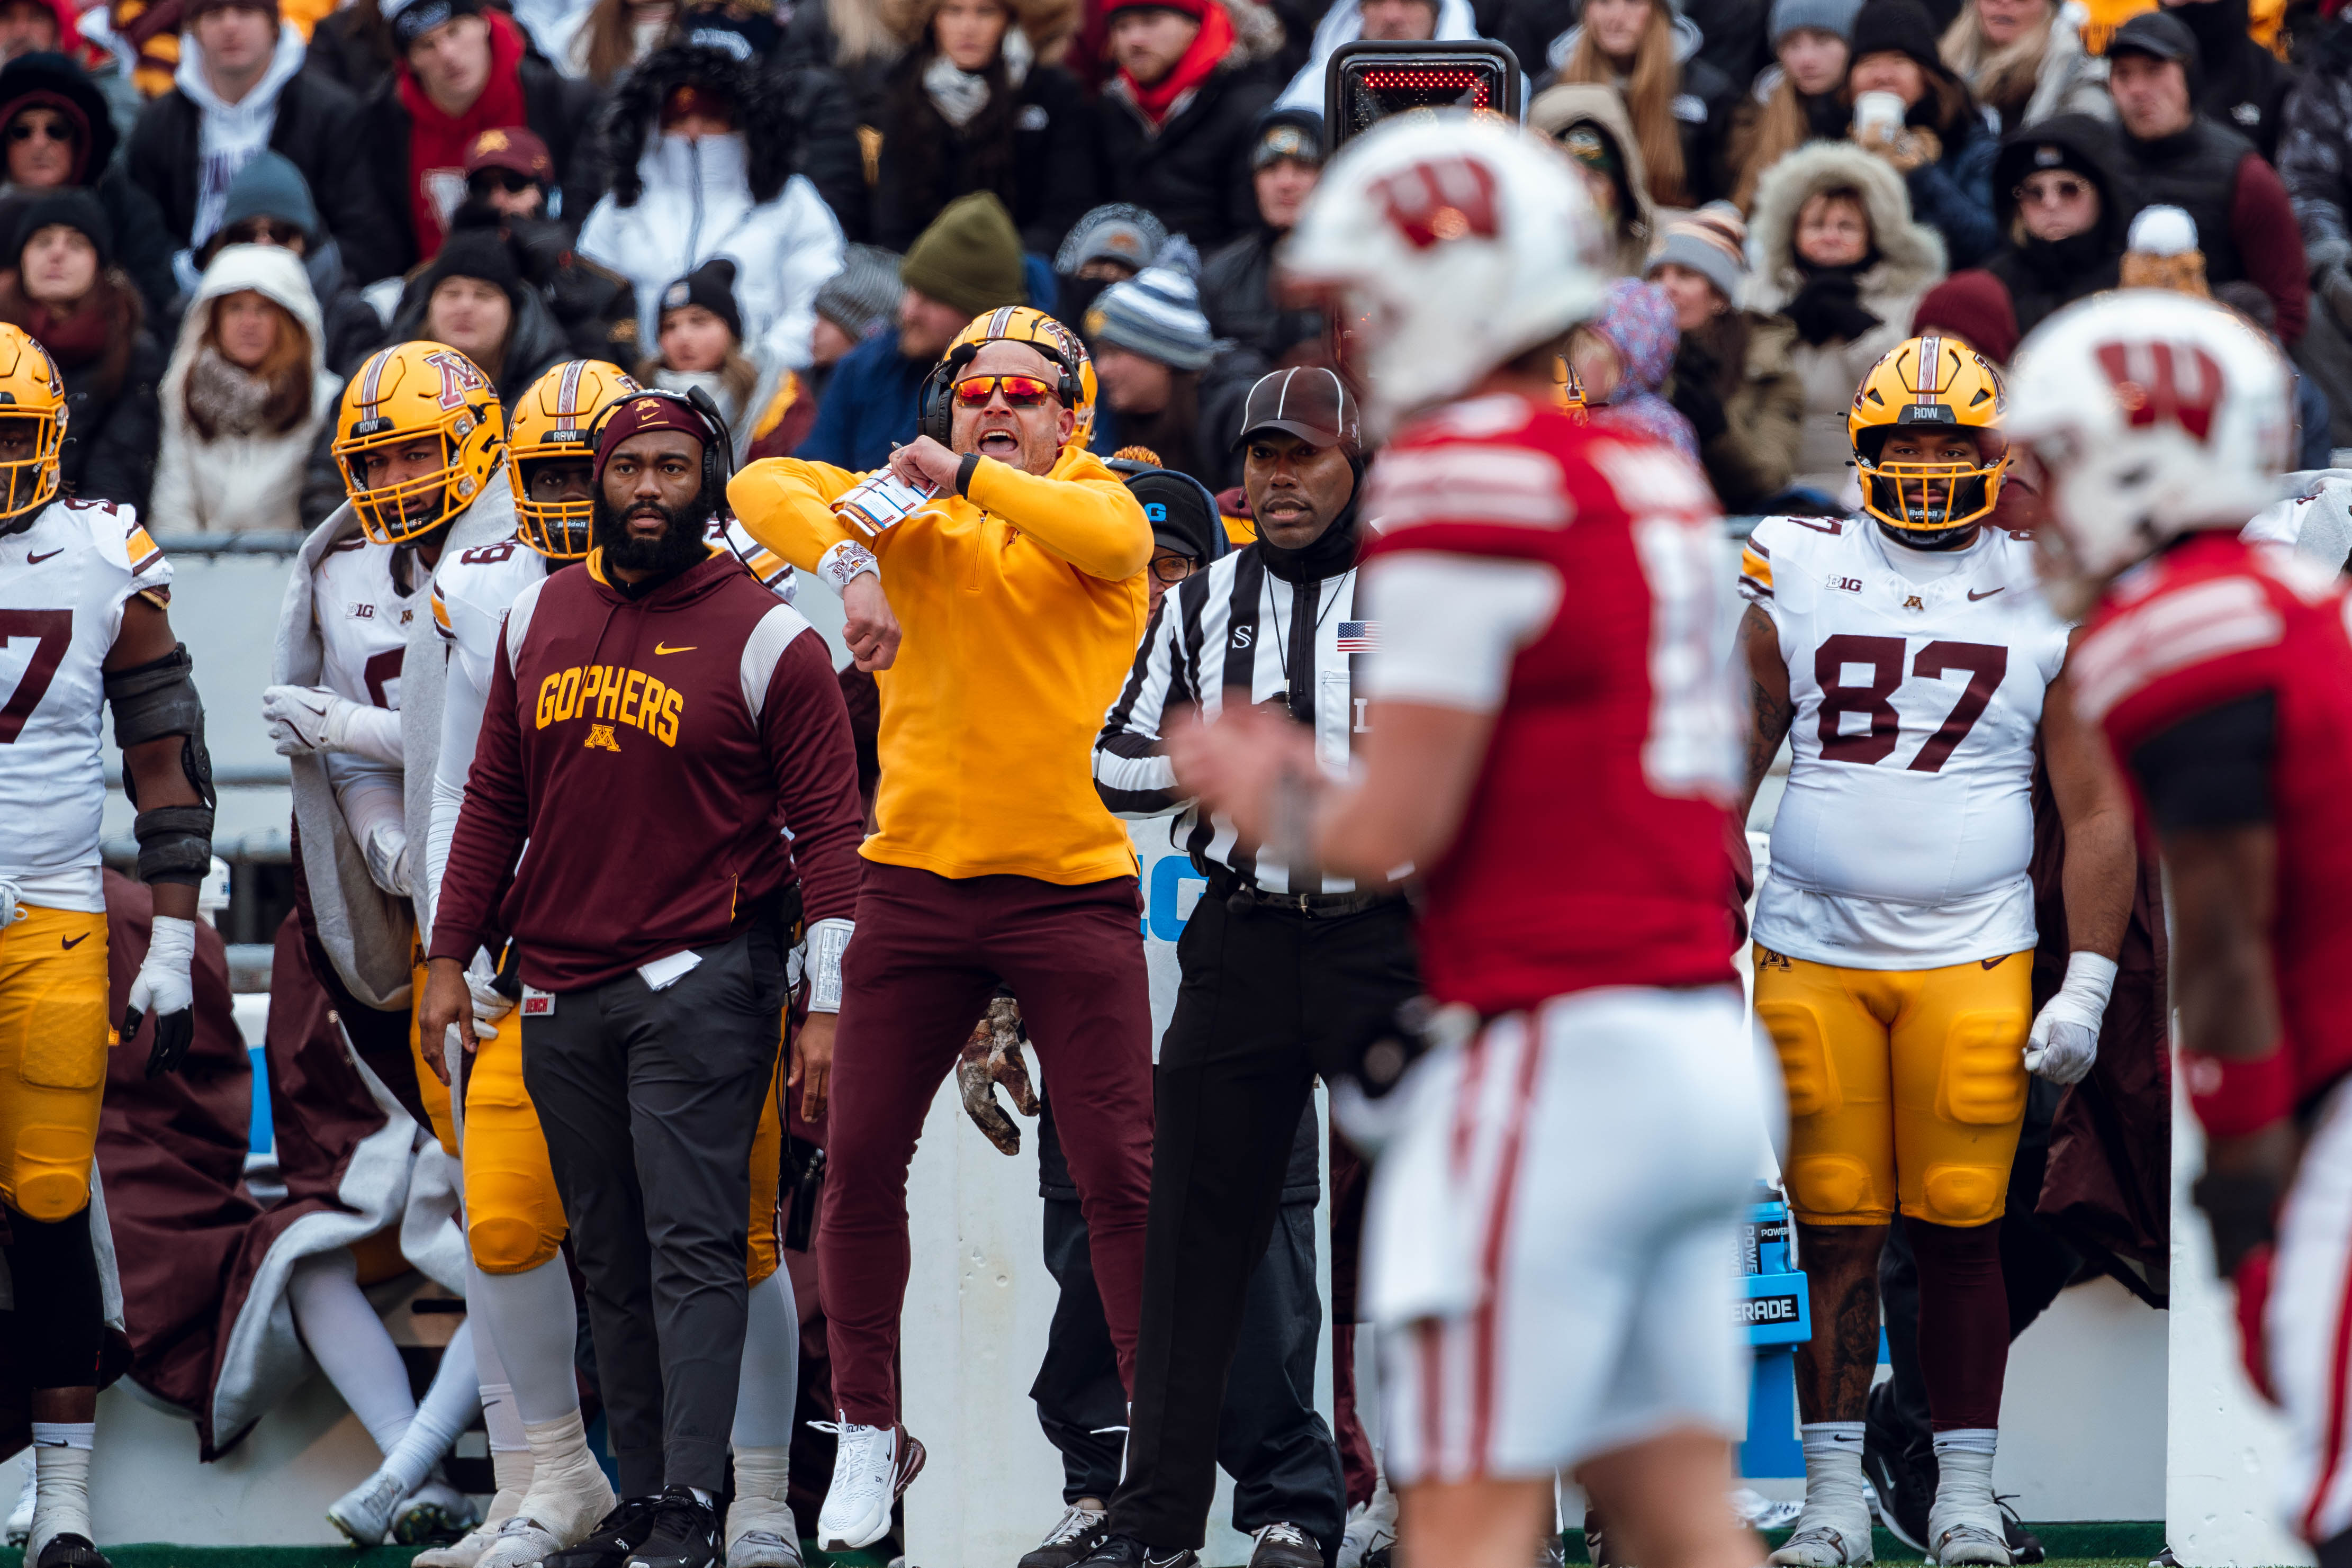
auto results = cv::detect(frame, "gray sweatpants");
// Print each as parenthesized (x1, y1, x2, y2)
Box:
(521, 920, 787, 1494)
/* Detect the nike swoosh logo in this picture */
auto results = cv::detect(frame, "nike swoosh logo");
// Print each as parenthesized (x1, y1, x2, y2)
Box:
(61, 933, 87, 949)
(654, 643, 697, 655)
(1981, 954, 2006, 969)
(26, 548, 61, 564)
(1968, 587, 2006, 601)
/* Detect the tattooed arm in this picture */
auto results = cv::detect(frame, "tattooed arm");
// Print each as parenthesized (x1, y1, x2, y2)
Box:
(1736, 601, 1793, 825)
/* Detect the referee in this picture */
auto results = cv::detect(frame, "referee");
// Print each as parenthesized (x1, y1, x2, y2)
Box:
(1086, 368, 1419, 1568)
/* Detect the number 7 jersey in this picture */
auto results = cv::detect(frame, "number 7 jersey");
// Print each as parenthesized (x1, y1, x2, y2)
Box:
(1741, 515, 2070, 968)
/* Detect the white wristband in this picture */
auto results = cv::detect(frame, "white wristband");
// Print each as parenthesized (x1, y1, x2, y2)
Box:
(2058, 950, 2119, 1012)
(817, 539, 881, 594)
(806, 917, 852, 1013)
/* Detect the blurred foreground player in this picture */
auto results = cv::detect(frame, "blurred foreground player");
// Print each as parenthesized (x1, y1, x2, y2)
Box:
(0, 321, 212, 1568)
(1172, 115, 1769, 1568)
(1737, 340, 2135, 1568)
(2009, 290, 2352, 1568)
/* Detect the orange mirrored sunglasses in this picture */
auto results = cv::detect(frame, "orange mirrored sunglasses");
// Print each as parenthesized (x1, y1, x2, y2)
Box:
(951, 374, 1056, 408)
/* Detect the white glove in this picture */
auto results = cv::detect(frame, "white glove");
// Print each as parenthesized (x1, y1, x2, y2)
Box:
(465, 970, 511, 1044)
(125, 914, 197, 1077)
(2023, 950, 2117, 1086)
(0, 876, 24, 927)
(362, 819, 413, 897)
(263, 684, 403, 764)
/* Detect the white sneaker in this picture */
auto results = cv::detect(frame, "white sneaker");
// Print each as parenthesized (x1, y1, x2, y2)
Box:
(395, 1477, 483, 1546)
(810, 1414, 926, 1553)
(327, 1469, 407, 1547)
(1927, 1492, 2012, 1567)
(1767, 1492, 1875, 1566)
(1338, 1478, 1398, 1568)
(6, 1467, 33, 1547)
(726, 1526, 805, 1566)
(475, 1464, 620, 1567)
(412, 1521, 506, 1567)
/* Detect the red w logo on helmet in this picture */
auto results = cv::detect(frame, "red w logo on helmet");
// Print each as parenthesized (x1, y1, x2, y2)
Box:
(2092, 340, 2225, 440)
(1370, 157, 1500, 250)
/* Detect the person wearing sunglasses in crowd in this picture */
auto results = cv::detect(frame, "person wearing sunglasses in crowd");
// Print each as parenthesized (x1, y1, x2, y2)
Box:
(453, 127, 642, 368)
(179, 150, 391, 378)
(1909, 114, 2134, 365)
(729, 305, 1157, 1557)
(0, 51, 179, 317)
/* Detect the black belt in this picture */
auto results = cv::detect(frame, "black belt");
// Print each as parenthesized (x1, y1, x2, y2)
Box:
(1205, 869, 1402, 919)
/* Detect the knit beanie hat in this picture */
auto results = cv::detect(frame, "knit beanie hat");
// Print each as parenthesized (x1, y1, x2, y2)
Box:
(218, 150, 319, 241)
(418, 222, 525, 315)
(1770, 0, 1861, 40)
(899, 192, 1027, 318)
(13, 188, 110, 271)
(1054, 203, 1169, 276)
(1849, 0, 1946, 78)
(661, 257, 741, 341)
(186, 0, 279, 23)
(1912, 269, 2019, 363)
(385, 0, 484, 50)
(2120, 203, 2209, 297)
(1646, 202, 1747, 305)
(816, 244, 904, 339)
(1085, 265, 1216, 371)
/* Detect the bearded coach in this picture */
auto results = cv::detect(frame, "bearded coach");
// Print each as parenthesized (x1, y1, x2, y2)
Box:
(729, 307, 1157, 1556)
(421, 390, 864, 1565)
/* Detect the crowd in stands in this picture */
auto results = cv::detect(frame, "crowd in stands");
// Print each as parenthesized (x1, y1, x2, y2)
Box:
(0, 0, 2338, 531)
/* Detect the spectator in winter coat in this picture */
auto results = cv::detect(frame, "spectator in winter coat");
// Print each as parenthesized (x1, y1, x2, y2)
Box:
(2107, 8, 2305, 341)
(1842, 0, 2000, 267)
(0, 192, 164, 508)
(0, 0, 77, 64)
(125, 0, 398, 278)
(798, 189, 1027, 470)
(1530, 84, 1660, 278)
(453, 125, 639, 364)
(2159, 0, 2291, 160)
(0, 52, 178, 316)
(870, 0, 1096, 253)
(149, 242, 343, 532)
(1197, 107, 1320, 357)
(1743, 137, 1947, 501)
(562, 0, 678, 85)
(1910, 112, 2131, 362)
(303, 0, 401, 101)
(2278, 19, 2352, 450)
(1573, 276, 1699, 460)
(382, 219, 570, 404)
(357, 0, 600, 274)
(1728, 0, 1862, 210)
(575, 42, 844, 378)
(1937, 0, 2109, 133)
(1085, 263, 1250, 489)
(1099, 0, 1277, 253)
(186, 150, 384, 374)
(1550, 0, 1741, 209)
(1274, 0, 1474, 109)
(638, 256, 805, 457)
(1645, 205, 1806, 509)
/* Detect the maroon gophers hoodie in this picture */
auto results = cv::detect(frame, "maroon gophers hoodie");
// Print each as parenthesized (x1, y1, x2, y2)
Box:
(431, 547, 863, 990)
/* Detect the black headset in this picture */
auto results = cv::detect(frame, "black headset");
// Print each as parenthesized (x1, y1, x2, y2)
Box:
(584, 384, 737, 504)
(917, 336, 1085, 446)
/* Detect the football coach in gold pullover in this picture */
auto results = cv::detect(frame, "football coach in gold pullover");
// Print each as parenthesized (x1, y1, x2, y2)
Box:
(728, 306, 1156, 1553)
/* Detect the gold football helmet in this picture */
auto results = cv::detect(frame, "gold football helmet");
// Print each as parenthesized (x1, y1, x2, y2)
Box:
(508, 359, 641, 558)
(334, 340, 504, 544)
(936, 305, 1097, 445)
(1850, 335, 2008, 544)
(0, 323, 66, 532)
(1553, 354, 1588, 423)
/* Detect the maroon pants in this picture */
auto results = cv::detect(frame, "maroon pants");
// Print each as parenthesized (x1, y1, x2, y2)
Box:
(818, 862, 1155, 1425)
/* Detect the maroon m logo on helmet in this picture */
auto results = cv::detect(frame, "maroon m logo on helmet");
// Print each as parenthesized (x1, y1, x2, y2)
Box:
(1369, 156, 1500, 250)
(2092, 340, 2225, 440)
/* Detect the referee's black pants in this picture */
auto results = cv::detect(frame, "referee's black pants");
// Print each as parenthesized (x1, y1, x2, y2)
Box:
(522, 919, 787, 1496)
(1108, 890, 1420, 1562)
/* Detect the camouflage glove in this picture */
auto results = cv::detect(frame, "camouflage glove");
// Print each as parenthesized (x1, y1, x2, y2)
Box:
(957, 996, 1041, 1156)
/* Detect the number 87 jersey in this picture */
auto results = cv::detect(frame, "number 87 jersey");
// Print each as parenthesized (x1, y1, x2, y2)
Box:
(1741, 513, 2071, 966)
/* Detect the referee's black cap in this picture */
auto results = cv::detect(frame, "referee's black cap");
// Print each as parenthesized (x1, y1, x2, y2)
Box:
(1233, 366, 1359, 455)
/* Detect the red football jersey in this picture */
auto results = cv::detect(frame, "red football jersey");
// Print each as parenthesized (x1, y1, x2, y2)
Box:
(2072, 531, 2352, 1106)
(1360, 394, 1742, 1015)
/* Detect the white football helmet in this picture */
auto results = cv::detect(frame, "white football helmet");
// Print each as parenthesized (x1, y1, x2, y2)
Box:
(1277, 111, 1610, 438)
(2006, 290, 2292, 616)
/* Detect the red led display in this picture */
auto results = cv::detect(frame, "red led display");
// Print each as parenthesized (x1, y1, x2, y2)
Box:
(1353, 67, 1493, 109)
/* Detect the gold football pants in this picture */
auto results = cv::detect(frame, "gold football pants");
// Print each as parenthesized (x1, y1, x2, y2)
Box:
(0, 905, 110, 1221)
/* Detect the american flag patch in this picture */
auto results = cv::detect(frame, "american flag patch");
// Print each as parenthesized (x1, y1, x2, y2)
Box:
(1336, 621, 1377, 652)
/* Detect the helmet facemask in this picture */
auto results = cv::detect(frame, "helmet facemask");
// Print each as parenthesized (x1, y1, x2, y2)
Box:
(0, 405, 62, 535)
(338, 418, 486, 545)
(1855, 416, 2006, 549)
(515, 451, 597, 559)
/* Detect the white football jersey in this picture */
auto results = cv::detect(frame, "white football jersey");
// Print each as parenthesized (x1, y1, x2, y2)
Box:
(313, 533, 436, 713)
(431, 534, 546, 694)
(1741, 515, 2070, 968)
(0, 499, 173, 910)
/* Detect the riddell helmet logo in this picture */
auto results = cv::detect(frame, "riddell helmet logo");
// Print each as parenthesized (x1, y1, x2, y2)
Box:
(1371, 156, 1500, 250)
(2093, 340, 2224, 440)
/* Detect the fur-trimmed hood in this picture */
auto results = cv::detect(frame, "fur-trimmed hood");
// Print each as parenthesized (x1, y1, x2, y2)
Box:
(600, 43, 801, 206)
(1742, 139, 1947, 309)
(878, 0, 1079, 58)
(1528, 82, 1657, 273)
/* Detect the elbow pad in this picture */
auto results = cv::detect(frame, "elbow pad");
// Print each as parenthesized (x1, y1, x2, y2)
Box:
(107, 642, 215, 810)
(134, 803, 215, 886)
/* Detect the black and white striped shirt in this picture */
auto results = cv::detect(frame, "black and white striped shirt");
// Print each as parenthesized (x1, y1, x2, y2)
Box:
(1094, 546, 1375, 895)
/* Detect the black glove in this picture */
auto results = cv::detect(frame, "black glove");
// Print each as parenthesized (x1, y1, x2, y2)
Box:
(1784, 273, 1882, 346)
